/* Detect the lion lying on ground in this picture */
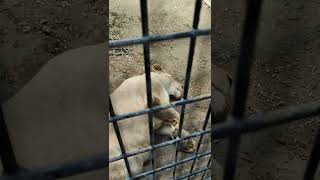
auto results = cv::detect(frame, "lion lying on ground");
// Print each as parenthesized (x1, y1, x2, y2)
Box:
(109, 64, 196, 179)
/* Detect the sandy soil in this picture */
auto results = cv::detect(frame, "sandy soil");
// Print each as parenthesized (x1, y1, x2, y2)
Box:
(213, 0, 320, 179)
(0, 0, 106, 178)
(0, 0, 106, 102)
(109, 0, 212, 179)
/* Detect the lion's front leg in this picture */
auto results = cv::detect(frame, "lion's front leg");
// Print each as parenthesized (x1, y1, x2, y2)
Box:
(152, 96, 195, 153)
(155, 123, 196, 153)
(154, 107, 180, 126)
(152, 96, 180, 125)
(172, 128, 196, 153)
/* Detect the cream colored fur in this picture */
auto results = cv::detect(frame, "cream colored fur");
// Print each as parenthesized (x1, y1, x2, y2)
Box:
(109, 65, 195, 179)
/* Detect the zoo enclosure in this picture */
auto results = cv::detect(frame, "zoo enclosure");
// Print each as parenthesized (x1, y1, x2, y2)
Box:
(0, 0, 320, 180)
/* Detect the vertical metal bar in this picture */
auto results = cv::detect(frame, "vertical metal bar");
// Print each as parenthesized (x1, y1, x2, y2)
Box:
(303, 129, 320, 180)
(188, 103, 211, 179)
(139, 0, 155, 179)
(173, 0, 203, 178)
(109, 98, 133, 177)
(0, 106, 20, 174)
(223, 0, 262, 180)
(200, 155, 211, 180)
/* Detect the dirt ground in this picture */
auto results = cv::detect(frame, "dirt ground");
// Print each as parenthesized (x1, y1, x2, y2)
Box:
(109, 0, 212, 179)
(213, 0, 320, 180)
(0, 0, 106, 177)
(0, 0, 106, 102)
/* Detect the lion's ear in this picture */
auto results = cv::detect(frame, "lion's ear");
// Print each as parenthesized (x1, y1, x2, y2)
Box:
(152, 64, 163, 72)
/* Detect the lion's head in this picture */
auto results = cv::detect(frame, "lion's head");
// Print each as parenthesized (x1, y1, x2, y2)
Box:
(151, 64, 183, 101)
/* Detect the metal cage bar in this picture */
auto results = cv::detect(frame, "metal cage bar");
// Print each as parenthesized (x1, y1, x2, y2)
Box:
(109, 29, 210, 48)
(223, 0, 262, 180)
(109, 98, 133, 177)
(0, 107, 20, 175)
(2, 98, 320, 179)
(173, 0, 203, 177)
(131, 151, 211, 179)
(139, 0, 156, 178)
(200, 156, 211, 180)
(109, 94, 210, 123)
(1, 153, 107, 180)
(2, 0, 320, 179)
(176, 167, 209, 180)
(188, 103, 211, 178)
(109, 129, 210, 163)
(303, 129, 320, 180)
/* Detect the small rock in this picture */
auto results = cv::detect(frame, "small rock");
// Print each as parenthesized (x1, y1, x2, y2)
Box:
(42, 25, 51, 35)
(61, 1, 71, 8)
(265, 68, 270, 73)
(22, 25, 31, 33)
(40, 19, 48, 24)
(82, 12, 88, 17)
(277, 101, 286, 107)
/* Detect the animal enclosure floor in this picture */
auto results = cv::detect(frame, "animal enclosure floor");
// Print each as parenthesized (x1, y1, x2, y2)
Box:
(214, 0, 320, 179)
(109, 0, 212, 179)
(0, 0, 106, 102)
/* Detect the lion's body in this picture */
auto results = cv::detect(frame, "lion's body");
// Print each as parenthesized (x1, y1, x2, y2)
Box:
(109, 69, 191, 179)
(109, 64, 232, 179)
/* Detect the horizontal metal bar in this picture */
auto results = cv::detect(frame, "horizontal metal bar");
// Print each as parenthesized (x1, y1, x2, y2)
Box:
(175, 167, 210, 180)
(215, 99, 320, 138)
(109, 29, 210, 48)
(2, 99, 320, 180)
(109, 94, 210, 123)
(109, 130, 211, 163)
(130, 151, 211, 179)
(111, 98, 320, 163)
(1, 153, 107, 180)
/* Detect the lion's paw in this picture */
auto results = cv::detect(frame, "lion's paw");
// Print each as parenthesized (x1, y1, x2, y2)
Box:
(172, 129, 196, 153)
(178, 138, 196, 153)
